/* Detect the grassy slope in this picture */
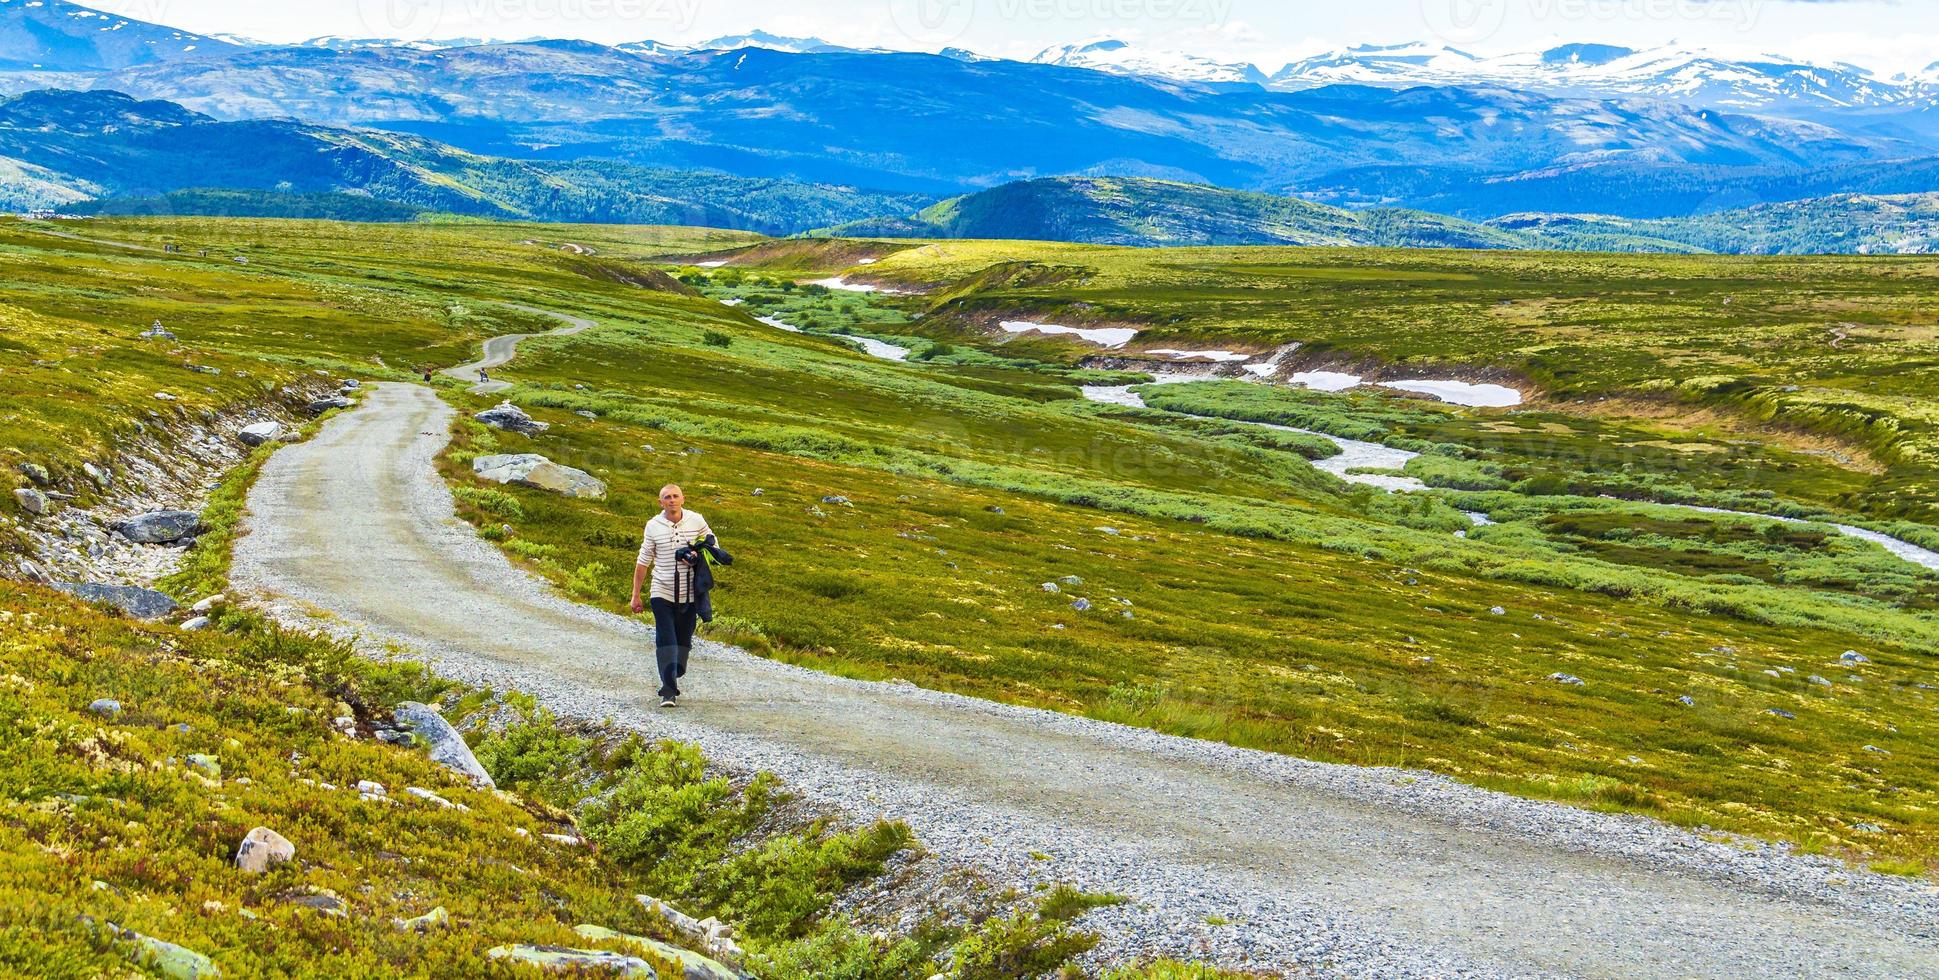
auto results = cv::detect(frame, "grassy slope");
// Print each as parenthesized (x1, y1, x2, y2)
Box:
(0, 217, 1210, 977)
(3, 216, 1934, 875)
(1495, 192, 1939, 255)
(867, 240, 1939, 522)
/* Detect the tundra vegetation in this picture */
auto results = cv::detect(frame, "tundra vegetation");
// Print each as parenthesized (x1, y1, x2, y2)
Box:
(2, 216, 1935, 890)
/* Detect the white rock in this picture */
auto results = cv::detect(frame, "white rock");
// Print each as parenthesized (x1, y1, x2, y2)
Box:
(235, 826, 295, 873)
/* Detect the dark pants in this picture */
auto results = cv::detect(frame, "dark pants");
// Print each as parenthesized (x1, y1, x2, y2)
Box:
(650, 598, 699, 698)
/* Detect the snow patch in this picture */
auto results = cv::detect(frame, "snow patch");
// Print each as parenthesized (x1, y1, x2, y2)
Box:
(1145, 348, 1253, 363)
(1379, 380, 1523, 407)
(1000, 321, 1138, 348)
(1287, 371, 1364, 392)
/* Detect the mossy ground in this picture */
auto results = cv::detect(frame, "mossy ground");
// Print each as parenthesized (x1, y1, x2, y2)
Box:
(3, 216, 1935, 878)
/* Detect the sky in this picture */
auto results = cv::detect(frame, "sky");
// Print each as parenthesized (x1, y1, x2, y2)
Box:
(75, 0, 1939, 74)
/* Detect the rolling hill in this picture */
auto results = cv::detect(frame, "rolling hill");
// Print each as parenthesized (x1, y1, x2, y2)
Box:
(818, 176, 1528, 249)
(0, 89, 931, 231)
(1496, 192, 1939, 254)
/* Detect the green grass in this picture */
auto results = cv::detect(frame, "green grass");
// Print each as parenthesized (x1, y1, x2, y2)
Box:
(3, 215, 1936, 876)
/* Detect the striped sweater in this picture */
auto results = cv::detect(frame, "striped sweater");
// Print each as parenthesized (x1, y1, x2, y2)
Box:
(635, 510, 714, 603)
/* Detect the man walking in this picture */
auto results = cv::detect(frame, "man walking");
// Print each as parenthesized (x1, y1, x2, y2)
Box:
(630, 484, 715, 707)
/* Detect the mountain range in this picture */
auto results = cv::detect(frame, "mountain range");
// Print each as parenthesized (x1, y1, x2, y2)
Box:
(3, 0, 1937, 250)
(0, 89, 926, 231)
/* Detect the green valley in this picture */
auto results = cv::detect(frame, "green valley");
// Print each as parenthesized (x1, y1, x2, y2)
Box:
(5, 215, 1935, 886)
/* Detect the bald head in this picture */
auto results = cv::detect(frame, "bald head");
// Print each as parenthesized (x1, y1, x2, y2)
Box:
(659, 484, 685, 519)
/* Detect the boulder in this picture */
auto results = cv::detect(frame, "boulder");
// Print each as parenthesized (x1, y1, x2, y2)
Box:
(181, 616, 212, 632)
(394, 702, 496, 787)
(486, 945, 655, 978)
(471, 454, 605, 500)
(17, 462, 49, 486)
(82, 462, 111, 487)
(115, 510, 202, 544)
(574, 925, 737, 980)
(88, 698, 123, 718)
(12, 488, 48, 515)
(53, 583, 179, 620)
(1549, 673, 1585, 686)
(638, 895, 744, 964)
(1040, 582, 1060, 593)
(235, 826, 294, 873)
(475, 401, 550, 436)
(1840, 650, 1870, 664)
(237, 422, 282, 446)
(190, 594, 226, 614)
(306, 396, 353, 415)
(1070, 598, 1092, 612)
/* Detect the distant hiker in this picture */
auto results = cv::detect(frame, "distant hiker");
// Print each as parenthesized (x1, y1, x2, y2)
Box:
(478, 368, 488, 384)
(630, 484, 727, 707)
(422, 368, 433, 383)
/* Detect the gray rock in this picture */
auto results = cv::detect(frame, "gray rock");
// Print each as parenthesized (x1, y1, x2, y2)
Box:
(190, 593, 226, 614)
(475, 401, 549, 435)
(1070, 598, 1093, 612)
(1096, 526, 1121, 535)
(574, 925, 736, 980)
(52, 583, 179, 620)
(340, 379, 360, 390)
(1489, 606, 1506, 616)
(88, 698, 122, 718)
(486, 945, 655, 977)
(471, 454, 606, 501)
(1840, 650, 1870, 664)
(1040, 582, 1061, 593)
(985, 505, 1004, 514)
(306, 396, 353, 415)
(1808, 675, 1832, 687)
(1677, 695, 1695, 706)
(288, 893, 345, 917)
(394, 701, 496, 787)
(237, 422, 283, 446)
(1853, 822, 1884, 833)
(115, 510, 201, 544)
(82, 462, 110, 487)
(87, 918, 220, 980)
(12, 488, 48, 515)
(235, 826, 294, 873)
(1058, 575, 1084, 586)
(17, 462, 49, 485)
(181, 616, 212, 632)
(1549, 673, 1585, 686)
(821, 495, 850, 505)
(1767, 708, 1796, 719)
(1863, 744, 1890, 754)
(187, 754, 221, 778)
(574, 410, 597, 419)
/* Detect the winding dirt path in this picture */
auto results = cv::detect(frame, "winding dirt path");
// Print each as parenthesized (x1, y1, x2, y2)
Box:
(229, 324, 1939, 977)
(442, 304, 592, 394)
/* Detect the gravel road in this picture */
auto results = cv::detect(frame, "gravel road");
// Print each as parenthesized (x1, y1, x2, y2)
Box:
(442, 305, 591, 393)
(232, 380, 1939, 978)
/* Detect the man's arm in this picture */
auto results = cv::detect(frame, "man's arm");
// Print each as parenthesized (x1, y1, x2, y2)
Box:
(630, 526, 655, 612)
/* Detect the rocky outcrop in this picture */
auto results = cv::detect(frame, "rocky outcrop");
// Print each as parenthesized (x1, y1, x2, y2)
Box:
(115, 510, 202, 544)
(12, 488, 49, 515)
(574, 925, 737, 980)
(86, 917, 221, 979)
(52, 582, 179, 619)
(306, 396, 354, 415)
(471, 454, 606, 500)
(394, 702, 497, 787)
(486, 945, 656, 977)
(637, 896, 745, 965)
(475, 401, 550, 436)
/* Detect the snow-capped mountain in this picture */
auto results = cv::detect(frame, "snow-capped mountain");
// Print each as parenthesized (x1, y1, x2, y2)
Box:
(693, 31, 877, 55)
(1268, 42, 1910, 114)
(293, 36, 522, 52)
(0, 0, 240, 70)
(1030, 39, 1267, 86)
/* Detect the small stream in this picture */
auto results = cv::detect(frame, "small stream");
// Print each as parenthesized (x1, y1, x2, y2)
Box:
(1082, 382, 1939, 570)
(1081, 382, 1425, 492)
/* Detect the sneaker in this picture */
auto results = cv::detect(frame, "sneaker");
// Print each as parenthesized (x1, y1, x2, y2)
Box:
(659, 697, 677, 708)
